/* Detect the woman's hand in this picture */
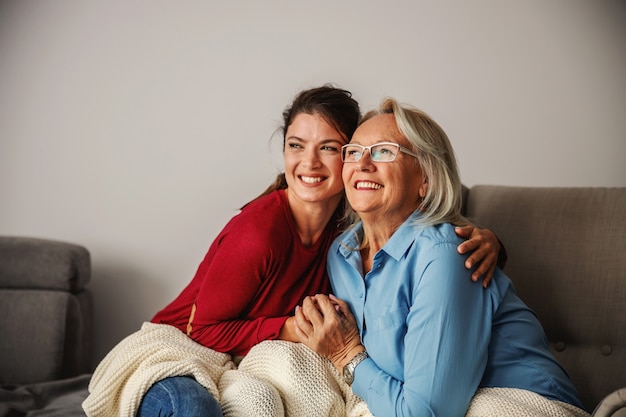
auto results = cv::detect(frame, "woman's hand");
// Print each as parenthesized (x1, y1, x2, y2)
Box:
(294, 294, 364, 370)
(278, 317, 300, 342)
(455, 225, 500, 287)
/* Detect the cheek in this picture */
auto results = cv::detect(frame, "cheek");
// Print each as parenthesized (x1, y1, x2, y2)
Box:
(408, 176, 425, 199)
(342, 165, 352, 185)
(283, 153, 296, 171)
(326, 157, 344, 178)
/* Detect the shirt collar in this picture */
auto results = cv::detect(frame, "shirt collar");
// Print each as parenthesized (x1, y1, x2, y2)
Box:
(337, 209, 424, 262)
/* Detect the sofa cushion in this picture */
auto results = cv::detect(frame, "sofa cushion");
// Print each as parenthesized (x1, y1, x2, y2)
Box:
(0, 289, 92, 385)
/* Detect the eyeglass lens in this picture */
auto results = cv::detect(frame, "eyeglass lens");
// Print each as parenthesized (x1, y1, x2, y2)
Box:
(342, 143, 400, 162)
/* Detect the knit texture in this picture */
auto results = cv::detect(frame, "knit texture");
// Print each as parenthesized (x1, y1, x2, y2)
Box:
(466, 387, 590, 417)
(82, 323, 589, 417)
(219, 340, 372, 417)
(82, 322, 235, 417)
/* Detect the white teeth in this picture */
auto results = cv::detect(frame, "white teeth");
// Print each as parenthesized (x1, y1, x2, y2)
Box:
(301, 176, 323, 184)
(356, 181, 383, 190)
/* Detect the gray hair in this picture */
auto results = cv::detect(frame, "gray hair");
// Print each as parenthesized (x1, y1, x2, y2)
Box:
(345, 98, 466, 229)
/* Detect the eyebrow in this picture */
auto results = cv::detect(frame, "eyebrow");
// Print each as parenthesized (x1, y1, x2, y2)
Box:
(287, 136, 346, 145)
(346, 140, 391, 145)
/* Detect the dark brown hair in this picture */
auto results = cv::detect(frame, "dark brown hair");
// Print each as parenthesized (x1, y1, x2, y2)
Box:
(250, 84, 361, 202)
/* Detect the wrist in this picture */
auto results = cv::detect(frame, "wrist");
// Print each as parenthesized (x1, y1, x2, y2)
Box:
(334, 344, 366, 371)
(278, 317, 298, 342)
(341, 349, 369, 386)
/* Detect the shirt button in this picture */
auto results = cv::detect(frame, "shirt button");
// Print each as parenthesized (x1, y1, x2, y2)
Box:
(601, 345, 612, 356)
(554, 341, 566, 352)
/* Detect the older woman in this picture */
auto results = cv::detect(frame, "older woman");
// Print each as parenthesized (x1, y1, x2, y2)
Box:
(294, 98, 588, 417)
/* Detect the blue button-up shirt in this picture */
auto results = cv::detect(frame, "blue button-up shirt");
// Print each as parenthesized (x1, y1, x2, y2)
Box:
(328, 210, 583, 417)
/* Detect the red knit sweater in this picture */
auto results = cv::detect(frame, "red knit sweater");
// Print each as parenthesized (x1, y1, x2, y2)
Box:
(151, 189, 338, 356)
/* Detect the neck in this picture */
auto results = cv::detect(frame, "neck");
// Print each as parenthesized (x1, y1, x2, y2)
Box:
(361, 220, 397, 254)
(359, 208, 414, 271)
(286, 189, 342, 247)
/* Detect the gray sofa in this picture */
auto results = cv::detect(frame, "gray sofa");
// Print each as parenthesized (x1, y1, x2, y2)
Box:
(463, 186, 626, 416)
(0, 185, 624, 416)
(0, 237, 92, 416)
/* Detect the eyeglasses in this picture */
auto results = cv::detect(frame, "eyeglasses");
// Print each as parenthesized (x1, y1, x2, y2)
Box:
(341, 142, 419, 163)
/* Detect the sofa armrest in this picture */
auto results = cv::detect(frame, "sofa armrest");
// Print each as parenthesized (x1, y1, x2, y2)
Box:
(593, 388, 626, 417)
(0, 236, 90, 291)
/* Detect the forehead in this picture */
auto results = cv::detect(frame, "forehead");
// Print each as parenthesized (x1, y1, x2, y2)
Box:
(287, 112, 347, 142)
(352, 114, 405, 145)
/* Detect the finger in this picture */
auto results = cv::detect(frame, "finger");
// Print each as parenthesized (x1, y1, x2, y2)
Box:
(329, 294, 346, 305)
(457, 237, 481, 255)
(469, 250, 492, 276)
(329, 295, 351, 318)
(293, 310, 310, 341)
(482, 265, 496, 288)
(301, 296, 325, 327)
(294, 306, 313, 335)
(464, 246, 490, 269)
(293, 323, 305, 341)
(454, 225, 473, 239)
(313, 294, 340, 316)
(470, 252, 496, 281)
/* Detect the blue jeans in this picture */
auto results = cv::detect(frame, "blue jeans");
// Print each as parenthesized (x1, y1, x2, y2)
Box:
(137, 376, 223, 417)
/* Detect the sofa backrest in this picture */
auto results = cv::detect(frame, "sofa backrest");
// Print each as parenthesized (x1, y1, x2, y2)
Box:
(0, 237, 93, 385)
(465, 185, 626, 412)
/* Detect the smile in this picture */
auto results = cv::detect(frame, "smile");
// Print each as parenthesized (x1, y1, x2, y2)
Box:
(355, 181, 383, 190)
(300, 176, 324, 184)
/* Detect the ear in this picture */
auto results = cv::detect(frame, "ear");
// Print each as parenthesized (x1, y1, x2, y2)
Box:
(418, 177, 428, 198)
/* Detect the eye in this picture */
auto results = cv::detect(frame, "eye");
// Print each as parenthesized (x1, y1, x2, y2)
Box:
(371, 144, 398, 161)
(321, 144, 340, 152)
(287, 142, 303, 150)
(376, 146, 394, 155)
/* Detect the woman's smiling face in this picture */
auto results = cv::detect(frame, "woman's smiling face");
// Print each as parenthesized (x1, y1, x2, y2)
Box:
(343, 113, 427, 222)
(283, 112, 347, 205)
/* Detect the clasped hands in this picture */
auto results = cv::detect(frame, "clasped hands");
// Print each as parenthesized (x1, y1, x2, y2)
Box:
(293, 294, 366, 371)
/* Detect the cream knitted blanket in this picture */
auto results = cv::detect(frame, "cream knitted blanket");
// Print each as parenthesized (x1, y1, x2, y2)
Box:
(82, 323, 369, 417)
(225, 341, 590, 417)
(82, 322, 235, 417)
(220, 340, 371, 417)
(82, 322, 589, 417)
(466, 387, 590, 417)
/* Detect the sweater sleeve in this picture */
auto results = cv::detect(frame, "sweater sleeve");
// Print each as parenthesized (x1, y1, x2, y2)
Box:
(186, 222, 290, 356)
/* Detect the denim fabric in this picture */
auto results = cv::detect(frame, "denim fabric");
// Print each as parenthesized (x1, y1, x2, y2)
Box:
(137, 376, 223, 417)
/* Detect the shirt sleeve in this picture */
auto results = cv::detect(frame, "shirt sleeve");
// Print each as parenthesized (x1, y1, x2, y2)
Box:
(352, 241, 495, 417)
(187, 226, 288, 356)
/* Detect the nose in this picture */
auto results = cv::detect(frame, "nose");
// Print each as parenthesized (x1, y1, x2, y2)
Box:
(303, 148, 321, 168)
(355, 149, 374, 172)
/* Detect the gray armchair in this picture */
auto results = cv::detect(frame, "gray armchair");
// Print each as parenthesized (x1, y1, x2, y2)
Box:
(0, 236, 92, 384)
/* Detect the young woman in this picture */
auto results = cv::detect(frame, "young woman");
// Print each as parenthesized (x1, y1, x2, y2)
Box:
(83, 86, 502, 417)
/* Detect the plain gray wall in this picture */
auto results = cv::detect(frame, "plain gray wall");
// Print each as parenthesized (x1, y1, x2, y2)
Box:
(1, 0, 625, 368)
